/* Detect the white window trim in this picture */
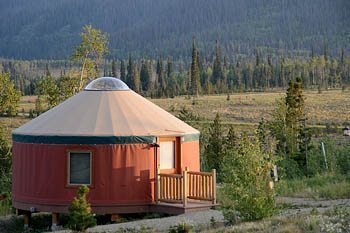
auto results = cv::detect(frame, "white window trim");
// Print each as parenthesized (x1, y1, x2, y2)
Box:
(67, 151, 92, 186)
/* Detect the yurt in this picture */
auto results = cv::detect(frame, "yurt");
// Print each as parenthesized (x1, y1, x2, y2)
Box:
(12, 77, 203, 217)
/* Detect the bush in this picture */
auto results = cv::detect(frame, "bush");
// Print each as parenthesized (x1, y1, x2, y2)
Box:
(221, 135, 276, 221)
(0, 128, 11, 194)
(67, 185, 96, 232)
(169, 223, 193, 233)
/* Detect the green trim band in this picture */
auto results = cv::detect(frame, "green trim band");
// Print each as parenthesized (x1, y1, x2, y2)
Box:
(182, 133, 200, 142)
(12, 133, 200, 144)
(12, 134, 156, 144)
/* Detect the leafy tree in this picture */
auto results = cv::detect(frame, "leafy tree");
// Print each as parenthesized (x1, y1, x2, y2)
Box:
(35, 95, 44, 116)
(72, 25, 109, 91)
(58, 75, 79, 101)
(67, 185, 96, 232)
(36, 76, 60, 109)
(0, 72, 21, 116)
(222, 134, 275, 221)
(0, 128, 11, 193)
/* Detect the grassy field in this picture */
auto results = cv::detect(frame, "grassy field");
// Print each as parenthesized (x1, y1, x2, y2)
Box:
(152, 90, 350, 126)
(1, 89, 349, 141)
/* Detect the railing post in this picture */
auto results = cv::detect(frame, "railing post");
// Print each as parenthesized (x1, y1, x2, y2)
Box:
(212, 169, 216, 205)
(182, 169, 188, 207)
(156, 165, 160, 204)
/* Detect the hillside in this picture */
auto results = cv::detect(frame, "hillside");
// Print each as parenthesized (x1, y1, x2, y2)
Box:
(0, 0, 349, 59)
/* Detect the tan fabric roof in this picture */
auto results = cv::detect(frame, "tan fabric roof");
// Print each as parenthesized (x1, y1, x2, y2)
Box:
(14, 90, 199, 137)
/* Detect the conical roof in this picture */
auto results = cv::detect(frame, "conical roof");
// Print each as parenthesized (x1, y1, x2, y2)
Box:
(13, 77, 199, 144)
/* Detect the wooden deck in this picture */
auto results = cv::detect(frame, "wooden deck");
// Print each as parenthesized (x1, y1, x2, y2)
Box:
(153, 200, 218, 214)
(154, 168, 218, 214)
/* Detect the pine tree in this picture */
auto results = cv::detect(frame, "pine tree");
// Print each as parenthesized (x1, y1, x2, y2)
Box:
(285, 77, 306, 169)
(156, 57, 166, 97)
(126, 55, 134, 87)
(120, 60, 126, 81)
(212, 40, 223, 90)
(45, 63, 51, 77)
(111, 59, 117, 77)
(190, 38, 201, 97)
(67, 185, 96, 231)
(140, 60, 151, 93)
(204, 113, 224, 175)
(132, 63, 141, 92)
(225, 125, 237, 151)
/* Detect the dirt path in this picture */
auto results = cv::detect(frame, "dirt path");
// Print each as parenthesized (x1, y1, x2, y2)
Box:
(277, 197, 350, 208)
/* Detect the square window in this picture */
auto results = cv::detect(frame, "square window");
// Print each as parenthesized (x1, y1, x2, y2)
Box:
(160, 141, 175, 169)
(68, 152, 91, 185)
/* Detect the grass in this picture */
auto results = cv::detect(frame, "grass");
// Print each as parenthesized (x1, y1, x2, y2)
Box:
(152, 89, 350, 126)
(1, 89, 348, 142)
(275, 174, 350, 199)
(206, 207, 350, 233)
(0, 199, 12, 217)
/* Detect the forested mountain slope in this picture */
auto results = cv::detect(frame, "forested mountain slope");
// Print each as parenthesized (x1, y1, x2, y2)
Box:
(0, 0, 349, 59)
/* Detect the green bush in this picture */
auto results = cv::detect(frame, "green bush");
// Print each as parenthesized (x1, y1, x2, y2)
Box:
(67, 185, 96, 232)
(169, 223, 193, 233)
(0, 128, 11, 194)
(221, 135, 276, 221)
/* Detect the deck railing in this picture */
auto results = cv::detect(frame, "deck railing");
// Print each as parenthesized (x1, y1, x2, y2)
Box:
(156, 168, 216, 207)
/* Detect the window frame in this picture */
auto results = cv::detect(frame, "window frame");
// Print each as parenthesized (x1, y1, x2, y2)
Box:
(67, 150, 93, 187)
(158, 137, 180, 174)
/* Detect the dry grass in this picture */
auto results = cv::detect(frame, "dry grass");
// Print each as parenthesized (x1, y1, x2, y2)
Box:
(152, 89, 350, 126)
(1, 89, 349, 141)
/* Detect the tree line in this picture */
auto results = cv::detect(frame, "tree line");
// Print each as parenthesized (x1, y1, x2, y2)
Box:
(0, 0, 349, 59)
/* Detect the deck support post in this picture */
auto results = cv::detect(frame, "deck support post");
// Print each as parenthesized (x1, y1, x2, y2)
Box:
(212, 169, 216, 205)
(156, 165, 160, 204)
(23, 211, 31, 229)
(51, 213, 60, 230)
(182, 168, 188, 207)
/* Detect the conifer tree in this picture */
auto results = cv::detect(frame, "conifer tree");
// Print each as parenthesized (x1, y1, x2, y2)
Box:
(212, 40, 223, 90)
(190, 38, 201, 97)
(140, 60, 151, 93)
(120, 60, 126, 81)
(156, 57, 166, 96)
(132, 63, 141, 92)
(126, 55, 134, 87)
(111, 59, 117, 77)
(204, 113, 224, 175)
(285, 77, 306, 167)
(67, 185, 96, 231)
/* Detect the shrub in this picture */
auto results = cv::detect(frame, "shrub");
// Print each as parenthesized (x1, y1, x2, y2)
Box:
(221, 134, 276, 221)
(67, 185, 96, 232)
(169, 223, 193, 233)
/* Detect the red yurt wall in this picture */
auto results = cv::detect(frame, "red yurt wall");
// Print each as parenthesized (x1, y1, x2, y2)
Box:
(12, 140, 200, 213)
(12, 142, 156, 213)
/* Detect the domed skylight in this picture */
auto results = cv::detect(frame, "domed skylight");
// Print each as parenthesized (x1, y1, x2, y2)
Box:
(84, 77, 129, 91)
